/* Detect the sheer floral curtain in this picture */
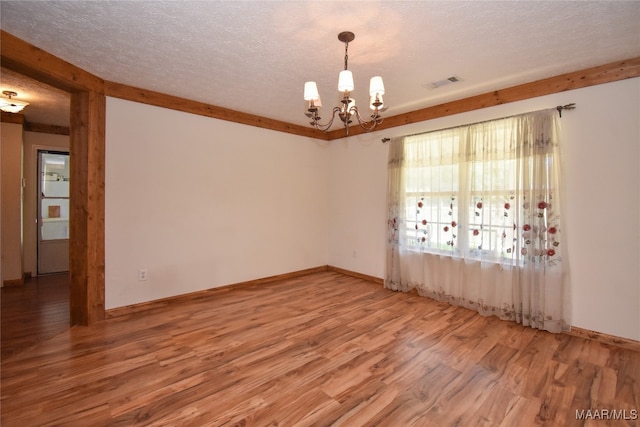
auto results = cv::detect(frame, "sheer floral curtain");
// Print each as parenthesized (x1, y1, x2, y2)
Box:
(386, 109, 570, 333)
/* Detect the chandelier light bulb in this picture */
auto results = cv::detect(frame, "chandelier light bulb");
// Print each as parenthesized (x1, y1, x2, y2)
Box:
(338, 70, 354, 93)
(369, 76, 385, 97)
(304, 81, 320, 101)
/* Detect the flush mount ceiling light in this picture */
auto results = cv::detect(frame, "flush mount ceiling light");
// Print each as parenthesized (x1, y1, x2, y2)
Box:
(0, 91, 29, 113)
(304, 31, 386, 135)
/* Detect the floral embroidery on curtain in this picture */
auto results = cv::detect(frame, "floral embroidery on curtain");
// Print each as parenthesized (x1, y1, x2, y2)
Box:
(385, 109, 570, 333)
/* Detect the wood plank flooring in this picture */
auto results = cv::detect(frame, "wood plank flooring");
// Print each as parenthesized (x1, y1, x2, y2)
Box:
(1, 273, 70, 360)
(1, 271, 638, 426)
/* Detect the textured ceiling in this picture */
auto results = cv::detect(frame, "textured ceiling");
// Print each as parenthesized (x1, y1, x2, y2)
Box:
(1, 1, 639, 129)
(0, 67, 70, 126)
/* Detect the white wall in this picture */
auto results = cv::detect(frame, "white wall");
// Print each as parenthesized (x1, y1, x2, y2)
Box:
(327, 77, 640, 341)
(106, 78, 639, 341)
(327, 138, 388, 278)
(105, 99, 330, 308)
(0, 122, 24, 284)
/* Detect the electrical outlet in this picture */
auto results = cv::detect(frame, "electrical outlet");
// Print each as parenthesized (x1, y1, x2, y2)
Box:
(138, 268, 148, 281)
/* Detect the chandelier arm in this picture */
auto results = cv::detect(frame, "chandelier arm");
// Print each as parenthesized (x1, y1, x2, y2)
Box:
(350, 106, 384, 132)
(309, 107, 342, 132)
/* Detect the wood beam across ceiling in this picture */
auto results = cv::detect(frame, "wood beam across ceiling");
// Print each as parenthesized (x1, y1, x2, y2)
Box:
(103, 56, 640, 142)
(104, 81, 330, 140)
(23, 122, 70, 136)
(0, 111, 25, 125)
(326, 56, 640, 140)
(3, 30, 639, 142)
(0, 30, 104, 93)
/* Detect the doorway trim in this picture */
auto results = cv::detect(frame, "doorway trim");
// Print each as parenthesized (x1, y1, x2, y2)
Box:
(1, 30, 105, 325)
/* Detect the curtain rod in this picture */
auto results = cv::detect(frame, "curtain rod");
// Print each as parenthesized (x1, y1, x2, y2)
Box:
(381, 103, 576, 143)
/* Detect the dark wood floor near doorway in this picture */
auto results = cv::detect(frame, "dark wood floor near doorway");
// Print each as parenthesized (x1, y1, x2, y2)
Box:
(1, 271, 638, 426)
(1, 273, 70, 361)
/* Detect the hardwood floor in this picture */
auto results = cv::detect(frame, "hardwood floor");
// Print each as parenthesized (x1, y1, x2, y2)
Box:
(1, 271, 638, 426)
(1, 273, 70, 360)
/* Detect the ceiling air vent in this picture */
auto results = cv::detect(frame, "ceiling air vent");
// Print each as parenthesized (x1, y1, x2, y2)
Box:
(429, 75, 462, 89)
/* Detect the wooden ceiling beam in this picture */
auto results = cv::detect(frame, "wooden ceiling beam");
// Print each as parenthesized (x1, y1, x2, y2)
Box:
(326, 56, 640, 140)
(104, 81, 330, 140)
(4, 30, 638, 141)
(0, 111, 25, 125)
(1, 30, 104, 93)
(24, 122, 70, 135)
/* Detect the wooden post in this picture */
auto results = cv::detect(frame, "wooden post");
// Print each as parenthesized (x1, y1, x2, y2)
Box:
(2, 30, 106, 325)
(69, 90, 105, 325)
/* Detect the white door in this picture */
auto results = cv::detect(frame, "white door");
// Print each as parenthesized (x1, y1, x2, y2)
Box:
(37, 151, 70, 274)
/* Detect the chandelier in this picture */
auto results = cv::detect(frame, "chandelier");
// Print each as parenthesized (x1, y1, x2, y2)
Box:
(0, 91, 29, 114)
(304, 31, 385, 135)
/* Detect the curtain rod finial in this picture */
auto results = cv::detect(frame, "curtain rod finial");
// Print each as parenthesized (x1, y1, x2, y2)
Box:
(556, 103, 576, 117)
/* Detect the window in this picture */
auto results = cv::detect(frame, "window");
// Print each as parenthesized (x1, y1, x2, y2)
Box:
(385, 109, 569, 333)
(391, 111, 562, 267)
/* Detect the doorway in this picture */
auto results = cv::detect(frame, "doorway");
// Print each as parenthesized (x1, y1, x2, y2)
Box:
(37, 150, 70, 274)
(3, 31, 106, 325)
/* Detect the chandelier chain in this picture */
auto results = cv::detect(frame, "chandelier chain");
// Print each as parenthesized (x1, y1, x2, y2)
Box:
(344, 40, 349, 71)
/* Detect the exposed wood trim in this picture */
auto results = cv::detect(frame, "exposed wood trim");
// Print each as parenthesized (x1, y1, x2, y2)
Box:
(2, 278, 24, 287)
(2, 29, 638, 340)
(69, 90, 105, 325)
(24, 122, 70, 136)
(0, 30, 104, 93)
(328, 265, 384, 285)
(105, 56, 639, 141)
(104, 81, 330, 140)
(326, 56, 640, 140)
(567, 326, 640, 353)
(0, 112, 24, 125)
(3, 30, 639, 144)
(2, 30, 106, 326)
(105, 265, 331, 319)
(231, 265, 330, 287)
